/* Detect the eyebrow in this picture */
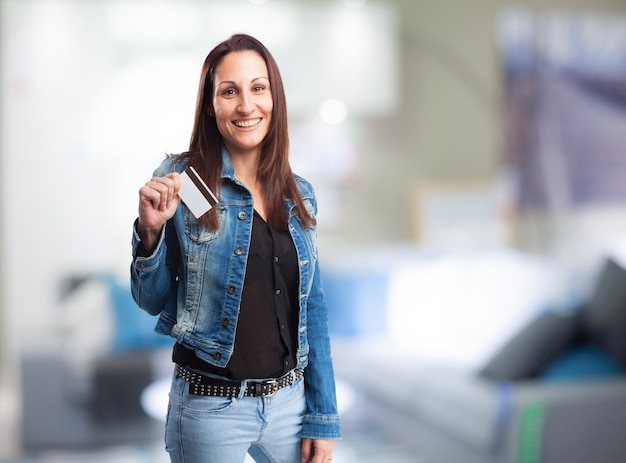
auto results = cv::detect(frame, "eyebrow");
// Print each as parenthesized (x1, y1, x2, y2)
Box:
(216, 76, 269, 87)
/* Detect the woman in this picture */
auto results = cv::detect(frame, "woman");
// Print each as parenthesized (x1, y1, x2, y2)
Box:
(130, 34, 340, 463)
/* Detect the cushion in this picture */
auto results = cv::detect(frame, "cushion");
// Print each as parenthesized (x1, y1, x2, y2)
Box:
(479, 310, 582, 380)
(584, 257, 626, 367)
(105, 274, 173, 352)
(540, 343, 624, 382)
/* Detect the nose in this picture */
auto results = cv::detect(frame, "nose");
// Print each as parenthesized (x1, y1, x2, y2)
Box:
(237, 91, 253, 114)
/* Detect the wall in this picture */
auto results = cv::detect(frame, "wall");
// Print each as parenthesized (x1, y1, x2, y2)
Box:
(338, 0, 626, 246)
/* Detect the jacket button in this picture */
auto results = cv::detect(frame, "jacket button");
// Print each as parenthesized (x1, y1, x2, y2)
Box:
(234, 245, 244, 255)
(213, 352, 222, 360)
(227, 285, 236, 294)
(222, 318, 230, 327)
(238, 211, 247, 220)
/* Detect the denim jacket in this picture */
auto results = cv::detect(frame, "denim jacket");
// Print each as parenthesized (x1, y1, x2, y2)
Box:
(130, 147, 341, 439)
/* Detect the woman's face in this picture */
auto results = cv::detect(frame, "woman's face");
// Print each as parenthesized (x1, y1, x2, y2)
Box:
(212, 50, 273, 158)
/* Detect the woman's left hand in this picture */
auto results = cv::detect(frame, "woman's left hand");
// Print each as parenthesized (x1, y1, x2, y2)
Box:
(301, 438, 334, 463)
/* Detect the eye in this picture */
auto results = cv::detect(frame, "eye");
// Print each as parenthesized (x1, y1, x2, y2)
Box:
(253, 85, 266, 92)
(221, 88, 236, 97)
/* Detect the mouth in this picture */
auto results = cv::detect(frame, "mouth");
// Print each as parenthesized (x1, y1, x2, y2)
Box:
(233, 118, 262, 128)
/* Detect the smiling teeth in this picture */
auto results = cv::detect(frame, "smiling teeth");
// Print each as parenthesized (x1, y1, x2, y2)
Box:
(235, 119, 261, 128)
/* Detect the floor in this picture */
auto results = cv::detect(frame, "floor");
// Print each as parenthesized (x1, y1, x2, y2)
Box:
(1, 428, 420, 463)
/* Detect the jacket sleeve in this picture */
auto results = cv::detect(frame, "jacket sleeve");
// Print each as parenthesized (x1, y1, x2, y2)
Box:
(300, 188, 342, 439)
(130, 157, 181, 316)
(130, 218, 180, 316)
(302, 257, 342, 440)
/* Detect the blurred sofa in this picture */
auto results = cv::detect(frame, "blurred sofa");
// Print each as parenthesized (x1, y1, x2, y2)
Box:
(20, 274, 173, 450)
(327, 248, 626, 463)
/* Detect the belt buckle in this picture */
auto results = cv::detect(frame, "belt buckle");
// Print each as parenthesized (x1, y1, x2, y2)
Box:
(256, 379, 278, 397)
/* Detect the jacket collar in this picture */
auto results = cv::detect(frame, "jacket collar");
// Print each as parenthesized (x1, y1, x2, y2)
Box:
(220, 144, 237, 181)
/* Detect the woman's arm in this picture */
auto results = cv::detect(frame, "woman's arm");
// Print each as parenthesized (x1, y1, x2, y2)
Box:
(302, 255, 342, 440)
(131, 169, 182, 316)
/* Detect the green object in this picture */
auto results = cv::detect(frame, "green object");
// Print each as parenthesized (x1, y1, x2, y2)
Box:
(518, 402, 546, 463)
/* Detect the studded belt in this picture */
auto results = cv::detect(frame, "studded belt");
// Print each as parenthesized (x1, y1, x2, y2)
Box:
(176, 364, 304, 397)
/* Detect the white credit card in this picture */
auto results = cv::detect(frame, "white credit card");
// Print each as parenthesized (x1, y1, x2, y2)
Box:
(179, 165, 218, 219)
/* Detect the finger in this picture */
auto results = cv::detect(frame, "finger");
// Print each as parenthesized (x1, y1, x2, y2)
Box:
(301, 438, 313, 463)
(311, 452, 329, 463)
(311, 439, 334, 463)
(138, 171, 183, 222)
(165, 172, 182, 194)
(156, 175, 175, 203)
(139, 183, 165, 211)
(147, 177, 177, 211)
(164, 173, 182, 208)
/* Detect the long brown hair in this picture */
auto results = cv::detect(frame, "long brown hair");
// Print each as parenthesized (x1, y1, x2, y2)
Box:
(182, 33, 314, 231)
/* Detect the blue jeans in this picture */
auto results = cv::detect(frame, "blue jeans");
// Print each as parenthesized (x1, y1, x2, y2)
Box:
(165, 368, 307, 463)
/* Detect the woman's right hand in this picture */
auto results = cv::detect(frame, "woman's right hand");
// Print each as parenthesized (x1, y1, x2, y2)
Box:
(137, 172, 181, 250)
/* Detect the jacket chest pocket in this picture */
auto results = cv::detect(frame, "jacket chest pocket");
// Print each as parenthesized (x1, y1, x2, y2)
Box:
(183, 207, 223, 243)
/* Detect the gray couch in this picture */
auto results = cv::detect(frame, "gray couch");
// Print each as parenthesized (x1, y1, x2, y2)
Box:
(334, 342, 626, 463)
(328, 253, 626, 463)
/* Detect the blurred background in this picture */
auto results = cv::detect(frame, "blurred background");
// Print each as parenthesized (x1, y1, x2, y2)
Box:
(2, 0, 626, 462)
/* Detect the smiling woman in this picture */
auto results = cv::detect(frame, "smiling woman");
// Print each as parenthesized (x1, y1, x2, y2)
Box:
(130, 34, 341, 463)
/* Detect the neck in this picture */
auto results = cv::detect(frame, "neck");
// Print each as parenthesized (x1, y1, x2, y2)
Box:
(232, 161, 259, 188)
(229, 146, 259, 175)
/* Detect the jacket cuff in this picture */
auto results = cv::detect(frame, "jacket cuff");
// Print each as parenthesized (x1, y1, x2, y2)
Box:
(301, 414, 342, 440)
(131, 219, 165, 266)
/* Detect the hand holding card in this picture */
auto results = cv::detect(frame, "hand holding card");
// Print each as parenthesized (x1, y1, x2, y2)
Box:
(178, 166, 218, 219)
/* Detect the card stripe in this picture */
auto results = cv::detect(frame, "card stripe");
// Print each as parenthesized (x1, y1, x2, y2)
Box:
(185, 166, 218, 207)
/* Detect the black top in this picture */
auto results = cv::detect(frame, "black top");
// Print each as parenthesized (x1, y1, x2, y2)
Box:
(173, 211, 299, 380)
